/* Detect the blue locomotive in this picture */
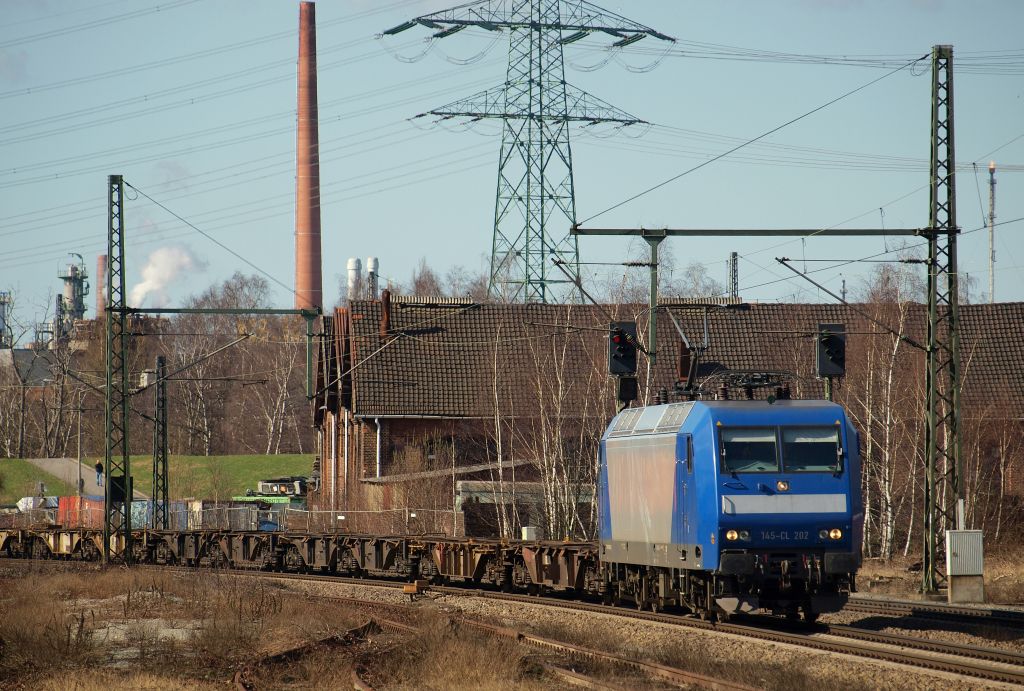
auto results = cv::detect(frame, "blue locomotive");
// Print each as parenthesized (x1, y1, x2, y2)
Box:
(599, 399, 862, 622)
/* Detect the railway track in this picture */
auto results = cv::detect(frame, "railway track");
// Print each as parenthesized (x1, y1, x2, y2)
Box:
(437, 588, 1024, 686)
(5, 558, 1024, 686)
(845, 595, 1024, 629)
(201, 566, 1024, 686)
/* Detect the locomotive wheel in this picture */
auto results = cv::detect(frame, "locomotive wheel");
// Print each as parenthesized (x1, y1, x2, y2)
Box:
(803, 609, 819, 624)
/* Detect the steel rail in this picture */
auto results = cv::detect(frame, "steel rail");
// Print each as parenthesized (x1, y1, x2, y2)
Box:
(845, 596, 1024, 629)
(827, 623, 1024, 667)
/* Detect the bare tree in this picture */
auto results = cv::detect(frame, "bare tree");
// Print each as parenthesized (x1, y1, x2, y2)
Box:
(445, 261, 489, 302)
(238, 317, 305, 454)
(170, 273, 269, 455)
(409, 258, 443, 296)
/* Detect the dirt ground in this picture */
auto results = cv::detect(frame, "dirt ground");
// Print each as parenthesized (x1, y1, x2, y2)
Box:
(857, 547, 1024, 604)
(0, 565, 563, 690)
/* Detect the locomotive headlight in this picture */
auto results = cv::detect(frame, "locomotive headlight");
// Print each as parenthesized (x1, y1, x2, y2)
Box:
(829, 528, 843, 540)
(819, 529, 829, 540)
(739, 530, 750, 541)
(725, 529, 739, 541)
(776, 480, 790, 492)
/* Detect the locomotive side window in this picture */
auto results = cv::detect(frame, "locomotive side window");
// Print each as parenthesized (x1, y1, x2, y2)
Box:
(720, 428, 778, 473)
(686, 435, 693, 473)
(781, 427, 841, 472)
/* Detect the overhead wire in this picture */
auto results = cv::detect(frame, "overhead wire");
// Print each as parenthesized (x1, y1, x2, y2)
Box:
(571, 40, 1024, 75)
(0, 59, 501, 195)
(123, 180, 300, 301)
(0, 0, 423, 100)
(0, 144, 496, 270)
(728, 215, 1024, 300)
(6, 6, 1024, 309)
(0, 0, 202, 50)
(579, 53, 929, 224)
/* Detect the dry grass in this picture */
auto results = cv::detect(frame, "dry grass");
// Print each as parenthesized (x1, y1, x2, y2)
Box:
(0, 568, 369, 688)
(981, 547, 1024, 604)
(529, 618, 874, 691)
(0, 596, 95, 671)
(859, 549, 1024, 604)
(364, 612, 548, 690)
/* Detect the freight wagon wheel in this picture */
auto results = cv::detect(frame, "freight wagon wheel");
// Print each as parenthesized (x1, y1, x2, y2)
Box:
(207, 548, 228, 569)
(30, 538, 50, 560)
(154, 541, 176, 565)
(282, 545, 305, 572)
(86, 539, 102, 561)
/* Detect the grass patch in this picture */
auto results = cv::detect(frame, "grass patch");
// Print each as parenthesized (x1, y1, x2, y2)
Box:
(0, 459, 75, 505)
(78, 454, 311, 501)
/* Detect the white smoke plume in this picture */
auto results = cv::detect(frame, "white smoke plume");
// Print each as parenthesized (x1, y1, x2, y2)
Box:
(129, 246, 203, 307)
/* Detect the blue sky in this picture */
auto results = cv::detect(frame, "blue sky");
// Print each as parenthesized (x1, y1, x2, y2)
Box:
(1, 0, 1022, 337)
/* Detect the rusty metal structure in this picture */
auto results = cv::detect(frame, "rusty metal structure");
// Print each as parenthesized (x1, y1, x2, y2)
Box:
(1, 524, 599, 596)
(294, 0, 322, 310)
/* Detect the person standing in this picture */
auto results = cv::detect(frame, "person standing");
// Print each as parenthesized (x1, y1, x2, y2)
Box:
(94, 461, 103, 487)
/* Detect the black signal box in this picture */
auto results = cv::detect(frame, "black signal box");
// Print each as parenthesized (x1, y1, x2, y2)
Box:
(109, 475, 132, 504)
(816, 323, 846, 378)
(609, 321, 638, 376)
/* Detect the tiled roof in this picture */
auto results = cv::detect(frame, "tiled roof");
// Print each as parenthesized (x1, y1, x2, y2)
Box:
(331, 300, 1024, 420)
(345, 301, 624, 418)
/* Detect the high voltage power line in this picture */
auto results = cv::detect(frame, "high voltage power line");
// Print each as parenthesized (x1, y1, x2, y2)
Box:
(3, 1, 1023, 311)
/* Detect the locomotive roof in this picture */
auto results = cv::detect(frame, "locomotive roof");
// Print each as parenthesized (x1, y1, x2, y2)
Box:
(606, 399, 846, 438)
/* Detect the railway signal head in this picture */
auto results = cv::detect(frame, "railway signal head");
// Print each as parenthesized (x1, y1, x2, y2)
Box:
(816, 323, 846, 378)
(609, 321, 638, 376)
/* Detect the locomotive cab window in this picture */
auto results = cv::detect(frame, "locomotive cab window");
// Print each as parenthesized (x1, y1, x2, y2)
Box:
(781, 427, 842, 472)
(720, 428, 778, 473)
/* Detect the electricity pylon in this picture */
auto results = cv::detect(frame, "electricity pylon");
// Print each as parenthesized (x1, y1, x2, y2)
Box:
(384, 1, 674, 302)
